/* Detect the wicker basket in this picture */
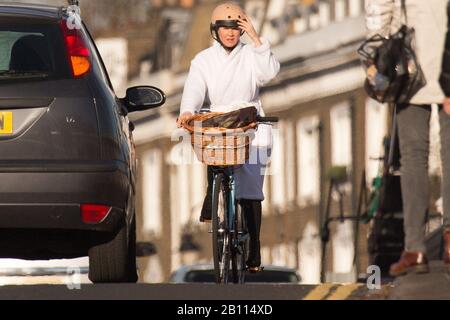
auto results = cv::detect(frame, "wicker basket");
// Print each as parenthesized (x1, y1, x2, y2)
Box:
(183, 113, 257, 166)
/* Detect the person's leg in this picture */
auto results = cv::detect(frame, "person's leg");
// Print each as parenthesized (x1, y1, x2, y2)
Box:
(240, 199, 262, 269)
(438, 105, 450, 264)
(235, 146, 267, 271)
(390, 104, 431, 276)
(396, 104, 431, 254)
(199, 165, 214, 222)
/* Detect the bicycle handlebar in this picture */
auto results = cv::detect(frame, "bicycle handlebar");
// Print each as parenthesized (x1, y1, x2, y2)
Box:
(256, 116, 279, 123)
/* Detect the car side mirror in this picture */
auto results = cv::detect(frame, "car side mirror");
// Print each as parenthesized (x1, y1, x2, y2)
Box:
(123, 86, 166, 112)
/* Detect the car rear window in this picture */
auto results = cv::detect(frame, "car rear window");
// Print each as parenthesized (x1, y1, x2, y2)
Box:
(0, 19, 70, 82)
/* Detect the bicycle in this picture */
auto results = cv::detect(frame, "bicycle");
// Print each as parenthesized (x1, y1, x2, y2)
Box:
(182, 109, 278, 284)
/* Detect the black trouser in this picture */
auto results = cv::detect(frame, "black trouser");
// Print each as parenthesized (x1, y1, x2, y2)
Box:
(240, 199, 262, 267)
(199, 166, 214, 221)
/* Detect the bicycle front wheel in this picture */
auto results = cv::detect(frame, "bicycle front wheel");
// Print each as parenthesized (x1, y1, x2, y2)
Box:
(231, 201, 248, 284)
(212, 172, 230, 284)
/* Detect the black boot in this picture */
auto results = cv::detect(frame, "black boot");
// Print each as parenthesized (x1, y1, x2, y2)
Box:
(200, 166, 214, 222)
(240, 199, 262, 271)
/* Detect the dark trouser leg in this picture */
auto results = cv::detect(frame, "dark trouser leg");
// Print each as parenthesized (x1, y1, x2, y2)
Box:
(439, 105, 450, 229)
(440, 105, 450, 264)
(396, 104, 431, 253)
(200, 166, 214, 222)
(240, 199, 262, 267)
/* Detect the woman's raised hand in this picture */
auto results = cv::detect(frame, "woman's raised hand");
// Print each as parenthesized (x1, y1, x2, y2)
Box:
(237, 15, 262, 47)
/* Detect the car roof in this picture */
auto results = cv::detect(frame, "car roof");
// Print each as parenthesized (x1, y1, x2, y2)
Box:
(0, 2, 64, 20)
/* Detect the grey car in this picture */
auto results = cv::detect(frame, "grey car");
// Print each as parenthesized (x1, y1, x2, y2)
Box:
(169, 264, 302, 284)
(0, 3, 165, 283)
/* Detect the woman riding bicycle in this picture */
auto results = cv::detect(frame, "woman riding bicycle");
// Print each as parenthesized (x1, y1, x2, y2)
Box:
(176, 2, 280, 272)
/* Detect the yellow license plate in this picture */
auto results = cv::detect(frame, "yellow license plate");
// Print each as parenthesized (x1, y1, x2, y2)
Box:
(0, 112, 13, 134)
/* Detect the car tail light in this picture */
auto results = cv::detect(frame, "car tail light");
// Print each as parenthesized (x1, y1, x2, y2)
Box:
(60, 21, 91, 77)
(81, 204, 111, 224)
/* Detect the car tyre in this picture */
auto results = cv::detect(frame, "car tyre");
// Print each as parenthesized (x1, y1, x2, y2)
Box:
(88, 215, 137, 283)
(127, 215, 138, 282)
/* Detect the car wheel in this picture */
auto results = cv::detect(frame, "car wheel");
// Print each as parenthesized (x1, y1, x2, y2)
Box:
(88, 215, 137, 283)
(127, 215, 138, 282)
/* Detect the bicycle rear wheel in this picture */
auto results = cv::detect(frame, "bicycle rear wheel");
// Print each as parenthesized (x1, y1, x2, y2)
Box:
(231, 201, 248, 284)
(212, 173, 230, 284)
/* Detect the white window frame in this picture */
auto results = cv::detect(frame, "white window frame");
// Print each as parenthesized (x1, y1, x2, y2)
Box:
(170, 163, 181, 271)
(271, 244, 287, 267)
(262, 175, 270, 216)
(142, 255, 164, 283)
(270, 120, 286, 210)
(293, 18, 308, 34)
(335, 0, 346, 22)
(177, 162, 191, 227)
(261, 246, 271, 265)
(95, 38, 128, 94)
(298, 222, 321, 284)
(365, 98, 388, 185)
(331, 220, 356, 281)
(285, 121, 296, 204)
(245, 0, 267, 34)
(309, 11, 321, 30)
(297, 115, 321, 207)
(330, 102, 352, 168)
(142, 149, 163, 237)
(349, 0, 362, 17)
(319, 1, 331, 27)
(261, 0, 288, 44)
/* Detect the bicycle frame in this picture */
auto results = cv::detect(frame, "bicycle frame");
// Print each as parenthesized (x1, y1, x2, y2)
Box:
(225, 167, 237, 231)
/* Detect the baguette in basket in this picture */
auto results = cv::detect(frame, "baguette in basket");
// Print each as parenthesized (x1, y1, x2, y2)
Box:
(182, 107, 259, 166)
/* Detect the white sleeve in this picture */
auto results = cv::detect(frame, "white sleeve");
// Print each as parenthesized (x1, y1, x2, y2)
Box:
(251, 37, 280, 86)
(365, 0, 399, 38)
(179, 60, 207, 115)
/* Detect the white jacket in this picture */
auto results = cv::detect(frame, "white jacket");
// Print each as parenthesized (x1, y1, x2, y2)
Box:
(180, 38, 280, 147)
(365, 0, 447, 105)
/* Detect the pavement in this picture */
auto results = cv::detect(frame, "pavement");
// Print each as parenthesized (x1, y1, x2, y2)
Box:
(388, 261, 450, 300)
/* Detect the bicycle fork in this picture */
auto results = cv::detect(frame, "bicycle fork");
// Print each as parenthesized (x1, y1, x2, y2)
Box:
(227, 175, 249, 254)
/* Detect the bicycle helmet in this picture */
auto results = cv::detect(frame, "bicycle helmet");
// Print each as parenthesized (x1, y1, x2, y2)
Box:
(210, 2, 246, 43)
